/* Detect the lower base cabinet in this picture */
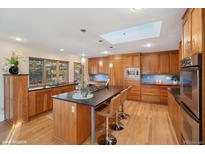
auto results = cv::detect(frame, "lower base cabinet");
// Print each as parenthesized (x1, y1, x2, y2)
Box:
(141, 84, 179, 105)
(28, 85, 76, 118)
(124, 79, 141, 101)
(168, 91, 182, 144)
(53, 99, 104, 144)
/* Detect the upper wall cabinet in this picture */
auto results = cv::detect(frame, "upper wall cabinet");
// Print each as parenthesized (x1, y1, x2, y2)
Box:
(170, 52, 179, 74)
(182, 8, 203, 58)
(133, 55, 141, 67)
(88, 58, 99, 75)
(141, 51, 179, 74)
(141, 53, 159, 74)
(191, 9, 203, 54)
(159, 53, 170, 74)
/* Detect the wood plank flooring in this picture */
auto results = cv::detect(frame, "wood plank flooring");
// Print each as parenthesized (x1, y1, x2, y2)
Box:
(0, 101, 178, 145)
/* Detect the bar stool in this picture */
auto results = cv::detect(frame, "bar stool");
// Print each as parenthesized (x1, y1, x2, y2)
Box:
(119, 87, 131, 120)
(110, 95, 124, 131)
(96, 94, 121, 145)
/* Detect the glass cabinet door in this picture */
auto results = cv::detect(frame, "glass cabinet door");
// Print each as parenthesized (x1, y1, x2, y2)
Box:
(29, 58, 44, 85)
(59, 61, 69, 82)
(45, 60, 57, 83)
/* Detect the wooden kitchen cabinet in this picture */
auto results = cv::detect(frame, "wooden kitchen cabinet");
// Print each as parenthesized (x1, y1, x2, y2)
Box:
(141, 51, 179, 74)
(183, 10, 192, 58)
(141, 53, 159, 74)
(159, 53, 170, 74)
(36, 89, 52, 114)
(141, 84, 180, 105)
(28, 85, 76, 118)
(182, 8, 203, 58)
(88, 58, 99, 75)
(168, 91, 182, 144)
(191, 9, 203, 54)
(141, 85, 160, 103)
(133, 54, 140, 67)
(4, 75, 28, 125)
(170, 51, 179, 74)
(29, 89, 52, 117)
(124, 79, 141, 101)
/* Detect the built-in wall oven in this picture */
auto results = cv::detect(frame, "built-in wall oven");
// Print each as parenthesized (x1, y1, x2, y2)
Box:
(180, 53, 202, 144)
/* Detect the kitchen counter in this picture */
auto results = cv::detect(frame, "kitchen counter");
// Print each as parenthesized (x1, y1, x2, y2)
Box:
(52, 86, 124, 107)
(29, 82, 78, 91)
(168, 88, 180, 104)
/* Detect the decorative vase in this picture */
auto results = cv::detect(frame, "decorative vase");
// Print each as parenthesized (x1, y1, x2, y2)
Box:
(9, 66, 19, 75)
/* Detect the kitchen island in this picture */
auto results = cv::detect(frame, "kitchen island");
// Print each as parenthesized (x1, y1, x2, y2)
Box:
(52, 86, 125, 144)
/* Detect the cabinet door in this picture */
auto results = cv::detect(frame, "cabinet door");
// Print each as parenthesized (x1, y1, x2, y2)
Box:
(98, 57, 109, 74)
(111, 61, 123, 86)
(191, 8, 202, 54)
(36, 90, 52, 114)
(28, 91, 36, 117)
(141, 53, 159, 74)
(4, 77, 11, 123)
(133, 55, 140, 67)
(168, 92, 174, 122)
(159, 53, 170, 74)
(170, 52, 179, 74)
(183, 13, 191, 58)
(88, 59, 99, 75)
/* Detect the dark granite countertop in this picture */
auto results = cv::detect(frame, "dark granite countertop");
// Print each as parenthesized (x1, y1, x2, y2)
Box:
(141, 82, 180, 86)
(52, 86, 125, 107)
(168, 88, 180, 104)
(29, 82, 78, 91)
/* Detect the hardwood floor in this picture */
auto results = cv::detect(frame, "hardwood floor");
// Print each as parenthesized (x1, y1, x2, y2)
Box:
(0, 101, 178, 145)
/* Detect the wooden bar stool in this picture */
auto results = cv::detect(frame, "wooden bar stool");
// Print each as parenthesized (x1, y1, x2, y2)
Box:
(119, 87, 131, 120)
(96, 94, 121, 145)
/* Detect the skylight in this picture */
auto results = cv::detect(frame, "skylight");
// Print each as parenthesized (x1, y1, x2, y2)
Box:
(100, 21, 162, 44)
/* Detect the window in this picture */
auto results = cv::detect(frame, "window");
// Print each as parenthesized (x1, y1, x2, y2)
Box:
(29, 57, 69, 86)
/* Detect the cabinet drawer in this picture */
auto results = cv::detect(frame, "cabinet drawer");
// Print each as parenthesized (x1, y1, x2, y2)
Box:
(141, 94, 160, 103)
(124, 80, 140, 86)
(160, 96, 168, 105)
(141, 85, 160, 95)
(128, 94, 141, 101)
(160, 88, 168, 96)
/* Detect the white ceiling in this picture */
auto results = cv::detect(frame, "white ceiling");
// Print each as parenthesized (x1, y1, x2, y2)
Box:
(0, 8, 186, 58)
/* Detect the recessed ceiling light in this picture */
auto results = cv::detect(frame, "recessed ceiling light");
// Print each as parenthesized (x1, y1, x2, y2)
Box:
(15, 37, 22, 42)
(80, 29, 87, 33)
(145, 43, 151, 47)
(60, 48, 64, 52)
(103, 51, 108, 54)
(101, 51, 109, 55)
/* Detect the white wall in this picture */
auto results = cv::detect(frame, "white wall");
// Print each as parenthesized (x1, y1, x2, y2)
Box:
(0, 40, 81, 121)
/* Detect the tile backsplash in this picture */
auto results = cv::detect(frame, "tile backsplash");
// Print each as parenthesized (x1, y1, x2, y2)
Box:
(141, 74, 180, 84)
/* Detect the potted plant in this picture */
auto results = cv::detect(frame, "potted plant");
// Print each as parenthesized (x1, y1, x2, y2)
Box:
(171, 75, 180, 84)
(2, 51, 24, 75)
